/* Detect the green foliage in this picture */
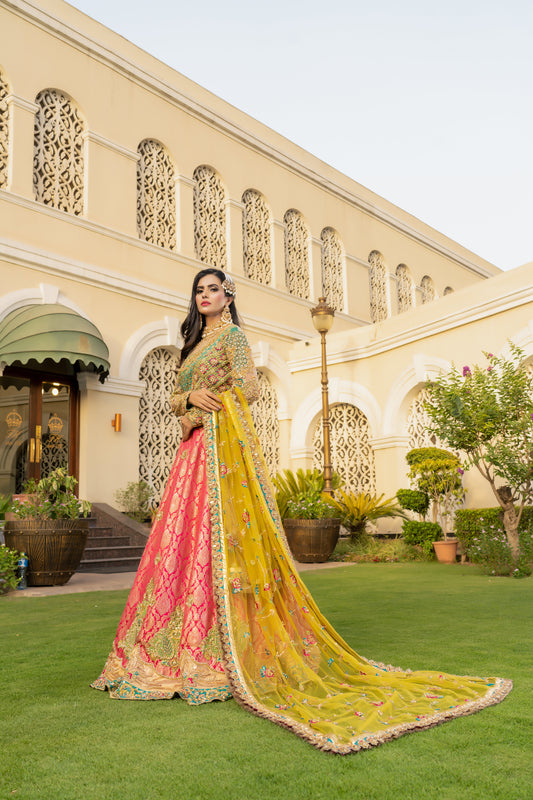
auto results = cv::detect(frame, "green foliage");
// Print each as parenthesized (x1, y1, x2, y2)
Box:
(0, 494, 12, 520)
(425, 345, 533, 523)
(272, 468, 342, 520)
(331, 535, 430, 563)
(401, 520, 443, 557)
(0, 544, 21, 591)
(114, 480, 153, 523)
(404, 447, 464, 534)
(326, 490, 406, 538)
(396, 489, 430, 517)
(10, 468, 91, 520)
(455, 507, 533, 574)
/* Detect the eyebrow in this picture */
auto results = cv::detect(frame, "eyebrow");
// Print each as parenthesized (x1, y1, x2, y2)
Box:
(196, 283, 220, 290)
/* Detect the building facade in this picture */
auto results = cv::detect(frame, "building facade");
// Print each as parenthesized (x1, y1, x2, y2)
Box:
(0, 0, 529, 517)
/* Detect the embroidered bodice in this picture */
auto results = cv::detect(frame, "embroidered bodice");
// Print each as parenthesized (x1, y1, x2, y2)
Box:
(170, 324, 259, 426)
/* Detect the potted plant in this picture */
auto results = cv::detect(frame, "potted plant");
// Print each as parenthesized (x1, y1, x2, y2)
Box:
(401, 448, 464, 563)
(272, 469, 342, 563)
(325, 490, 407, 540)
(0, 544, 21, 595)
(4, 468, 91, 586)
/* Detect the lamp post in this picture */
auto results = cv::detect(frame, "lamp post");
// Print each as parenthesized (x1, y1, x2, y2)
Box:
(311, 297, 335, 495)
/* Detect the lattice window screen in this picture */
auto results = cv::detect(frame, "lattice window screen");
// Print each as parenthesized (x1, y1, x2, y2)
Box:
(249, 371, 280, 475)
(368, 251, 390, 322)
(320, 227, 344, 312)
(421, 276, 436, 304)
(139, 347, 182, 505)
(396, 264, 414, 313)
(242, 189, 272, 284)
(407, 388, 446, 449)
(0, 73, 8, 189)
(33, 89, 84, 214)
(313, 403, 376, 492)
(137, 139, 176, 250)
(284, 209, 310, 299)
(193, 165, 227, 267)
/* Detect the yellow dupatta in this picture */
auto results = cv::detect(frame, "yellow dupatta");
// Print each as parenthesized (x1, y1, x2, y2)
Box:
(205, 388, 512, 753)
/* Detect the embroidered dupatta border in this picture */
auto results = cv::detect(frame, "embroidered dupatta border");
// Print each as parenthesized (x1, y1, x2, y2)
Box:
(204, 390, 513, 755)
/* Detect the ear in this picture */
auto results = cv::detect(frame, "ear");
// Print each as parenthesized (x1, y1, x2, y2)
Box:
(225, 296, 233, 307)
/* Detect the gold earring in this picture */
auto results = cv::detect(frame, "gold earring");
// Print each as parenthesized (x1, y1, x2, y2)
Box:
(221, 307, 232, 324)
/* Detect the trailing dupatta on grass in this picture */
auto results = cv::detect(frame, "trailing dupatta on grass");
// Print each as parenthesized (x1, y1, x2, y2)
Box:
(206, 387, 512, 754)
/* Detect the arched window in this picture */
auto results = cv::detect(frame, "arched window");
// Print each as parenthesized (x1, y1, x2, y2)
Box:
(139, 347, 182, 505)
(193, 165, 227, 268)
(396, 264, 415, 313)
(407, 388, 446, 449)
(368, 250, 390, 323)
(320, 227, 344, 312)
(284, 209, 309, 299)
(249, 371, 280, 474)
(242, 189, 272, 284)
(33, 89, 84, 214)
(0, 71, 9, 189)
(420, 275, 437, 304)
(313, 403, 376, 493)
(443, 286, 454, 295)
(137, 139, 176, 250)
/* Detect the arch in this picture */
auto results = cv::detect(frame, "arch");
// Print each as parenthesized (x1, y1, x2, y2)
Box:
(312, 403, 376, 492)
(284, 208, 310, 300)
(420, 275, 437, 304)
(249, 371, 280, 475)
(382, 354, 451, 437)
(290, 379, 381, 455)
(118, 317, 182, 381)
(0, 284, 96, 325)
(193, 164, 227, 267)
(242, 188, 272, 284)
(320, 227, 345, 312)
(396, 264, 415, 313)
(136, 139, 176, 250)
(368, 250, 391, 322)
(249, 341, 290, 419)
(0, 68, 9, 189)
(33, 88, 85, 215)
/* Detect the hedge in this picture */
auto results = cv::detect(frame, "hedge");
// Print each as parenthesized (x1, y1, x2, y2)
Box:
(455, 506, 533, 559)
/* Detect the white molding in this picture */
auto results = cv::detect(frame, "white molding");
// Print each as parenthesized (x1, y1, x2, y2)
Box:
(118, 317, 182, 381)
(82, 130, 139, 162)
(4, 0, 498, 279)
(381, 355, 451, 437)
(372, 435, 410, 450)
(0, 283, 96, 322)
(77, 373, 144, 396)
(6, 93, 38, 114)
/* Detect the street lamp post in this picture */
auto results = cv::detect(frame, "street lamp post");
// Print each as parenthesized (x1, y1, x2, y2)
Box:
(311, 297, 335, 495)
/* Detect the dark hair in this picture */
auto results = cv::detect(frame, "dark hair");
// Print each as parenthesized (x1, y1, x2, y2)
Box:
(179, 268, 241, 365)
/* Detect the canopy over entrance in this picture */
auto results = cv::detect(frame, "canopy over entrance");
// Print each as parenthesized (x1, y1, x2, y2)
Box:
(0, 304, 110, 382)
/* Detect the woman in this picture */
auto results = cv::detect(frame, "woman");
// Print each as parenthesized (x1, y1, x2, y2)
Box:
(92, 269, 511, 754)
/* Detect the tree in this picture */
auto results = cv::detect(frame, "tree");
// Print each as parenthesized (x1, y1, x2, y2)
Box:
(424, 345, 533, 562)
(404, 447, 464, 538)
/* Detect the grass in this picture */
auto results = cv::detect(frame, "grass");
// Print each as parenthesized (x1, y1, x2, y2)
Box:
(1, 563, 531, 800)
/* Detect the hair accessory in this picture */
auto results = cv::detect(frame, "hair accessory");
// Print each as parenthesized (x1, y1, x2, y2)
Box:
(222, 273, 237, 297)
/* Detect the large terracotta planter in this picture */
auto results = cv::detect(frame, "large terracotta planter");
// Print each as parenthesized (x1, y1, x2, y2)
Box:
(433, 538, 458, 564)
(283, 518, 341, 563)
(4, 519, 89, 586)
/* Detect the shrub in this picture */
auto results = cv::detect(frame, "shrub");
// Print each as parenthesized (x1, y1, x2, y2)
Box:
(114, 480, 153, 523)
(396, 489, 430, 517)
(272, 469, 342, 520)
(325, 490, 406, 539)
(455, 507, 533, 576)
(401, 520, 443, 557)
(10, 469, 91, 520)
(0, 544, 21, 592)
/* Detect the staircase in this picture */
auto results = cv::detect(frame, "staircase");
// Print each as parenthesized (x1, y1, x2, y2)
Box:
(78, 503, 150, 573)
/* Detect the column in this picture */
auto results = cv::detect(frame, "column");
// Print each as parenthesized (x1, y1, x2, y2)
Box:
(226, 198, 244, 277)
(175, 173, 195, 259)
(6, 95, 38, 198)
(272, 219, 286, 291)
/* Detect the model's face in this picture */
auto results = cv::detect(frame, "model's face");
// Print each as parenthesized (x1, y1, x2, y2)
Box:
(195, 274, 230, 321)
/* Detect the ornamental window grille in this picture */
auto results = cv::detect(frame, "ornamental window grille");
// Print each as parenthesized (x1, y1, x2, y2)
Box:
(137, 139, 176, 250)
(242, 189, 272, 284)
(193, 165, 227, 268)
(443, 286, 454, 295)
(313, 403, 376, 493)
(284, 209, 310, 299)
(139, 347, 182, 506)
(396, 264, 415, 313)
(407, 388, 446, 449)
(33, 89, 84, 214)
(320, 227, 344, 311)
(0, 72, 8, 189)
(420, 275, 436, 304)
(249, 371, 280, 475)
(368, 250, 390, 323)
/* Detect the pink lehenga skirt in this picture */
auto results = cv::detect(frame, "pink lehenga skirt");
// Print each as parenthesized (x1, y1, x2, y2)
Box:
(91, 427, 232, 703)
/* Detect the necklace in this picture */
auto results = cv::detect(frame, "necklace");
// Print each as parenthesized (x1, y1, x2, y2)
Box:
(201, 319, 231, 339)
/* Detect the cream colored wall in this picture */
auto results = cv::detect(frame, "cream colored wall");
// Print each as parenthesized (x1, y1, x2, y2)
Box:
(0, 0, 521, 511)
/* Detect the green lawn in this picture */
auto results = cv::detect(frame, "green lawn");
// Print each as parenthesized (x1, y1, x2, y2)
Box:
(1, 563, 531, 800)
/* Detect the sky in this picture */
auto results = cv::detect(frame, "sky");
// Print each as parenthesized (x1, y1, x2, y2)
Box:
(68, 0, 532, 271)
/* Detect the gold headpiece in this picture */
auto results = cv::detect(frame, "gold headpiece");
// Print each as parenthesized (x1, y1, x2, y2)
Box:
(222, 273, 237, 297)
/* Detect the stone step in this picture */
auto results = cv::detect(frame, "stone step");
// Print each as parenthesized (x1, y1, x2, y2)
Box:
(86, 535, 130, 548)
(78, 556, 142, 573)
(86, 526, 115, 538)
(82, 545, 145, 561)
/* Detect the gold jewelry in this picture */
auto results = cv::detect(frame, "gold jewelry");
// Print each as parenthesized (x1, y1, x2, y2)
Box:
(201, 312, 232, 339)
(222, 273, 237, 296)
(220, 306, 232, 324)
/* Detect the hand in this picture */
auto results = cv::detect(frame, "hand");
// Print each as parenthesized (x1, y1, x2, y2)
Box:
(188, 389, 222, 412)
(180, 416, 195, 442)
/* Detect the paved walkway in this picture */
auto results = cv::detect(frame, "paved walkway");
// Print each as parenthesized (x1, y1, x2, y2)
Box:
(7, 560, 352, 598)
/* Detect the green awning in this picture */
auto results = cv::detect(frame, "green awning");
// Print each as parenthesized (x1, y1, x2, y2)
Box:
(0, 304, 110, 382)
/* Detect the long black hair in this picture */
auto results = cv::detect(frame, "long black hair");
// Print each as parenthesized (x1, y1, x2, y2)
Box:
(179, 268, 241, 365)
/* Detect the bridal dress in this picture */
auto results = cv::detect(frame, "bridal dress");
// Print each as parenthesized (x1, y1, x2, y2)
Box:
(92, 323, 511, 753)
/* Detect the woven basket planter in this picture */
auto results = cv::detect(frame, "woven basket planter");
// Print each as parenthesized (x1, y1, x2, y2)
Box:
(283, 518, 341, 563)
(4, 519, 89, 586)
